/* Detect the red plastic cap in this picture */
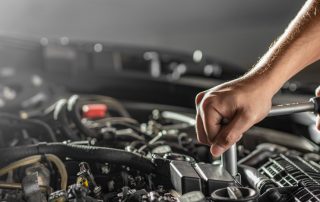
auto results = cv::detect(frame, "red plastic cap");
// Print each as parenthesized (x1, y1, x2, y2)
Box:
(82, 104, 107, 119)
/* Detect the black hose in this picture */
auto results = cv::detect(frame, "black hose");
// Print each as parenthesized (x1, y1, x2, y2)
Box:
(67, 95, 133, 138)
(0, 143, 156, 173)
(67, 95, 98, 138)
(0, 113, 57, 142)
(54, 99, 82, 141)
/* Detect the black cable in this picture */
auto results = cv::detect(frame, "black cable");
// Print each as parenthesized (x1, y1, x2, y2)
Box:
(0, 143, 156, 173)
(67, 95, 97, 138)
(0, 113, 57, 142)
(66, 95, 132, 138)
(50, 99, 82, 141)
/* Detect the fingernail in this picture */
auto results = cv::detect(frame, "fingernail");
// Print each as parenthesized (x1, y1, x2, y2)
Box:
(211, 144, 225, 157)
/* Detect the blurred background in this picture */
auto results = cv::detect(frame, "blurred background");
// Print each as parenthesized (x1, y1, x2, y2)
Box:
(1, 2, 320, 201)
(0, 0, 310, 72)
(0, 0, 317, 114)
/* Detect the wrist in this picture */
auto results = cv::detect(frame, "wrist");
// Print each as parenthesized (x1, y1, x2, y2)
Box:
(239, 68, 284, 97)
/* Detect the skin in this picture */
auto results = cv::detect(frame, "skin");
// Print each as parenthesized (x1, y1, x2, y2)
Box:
(195, 0, 320, 157)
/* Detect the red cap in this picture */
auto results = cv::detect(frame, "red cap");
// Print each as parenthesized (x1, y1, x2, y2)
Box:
(82, 104, 107, 119)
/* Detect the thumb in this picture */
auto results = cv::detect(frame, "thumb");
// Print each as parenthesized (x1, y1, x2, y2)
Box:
(210, 111, 254, 157)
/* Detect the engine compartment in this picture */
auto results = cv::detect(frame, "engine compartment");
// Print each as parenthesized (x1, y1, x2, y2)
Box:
(0, 38, 319, 202)
(0, 92, 319, 202)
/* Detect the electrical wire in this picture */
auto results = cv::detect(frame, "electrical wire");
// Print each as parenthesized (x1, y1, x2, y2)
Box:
(0, 154, 68, 190)
(0, 143, 156, 174)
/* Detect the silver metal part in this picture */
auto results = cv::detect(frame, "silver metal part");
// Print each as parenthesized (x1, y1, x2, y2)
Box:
(138, 131, 165, 152)
(161, 111, 196, 126)
(268, 101, 314, 117)
(222, 144, 237, 177)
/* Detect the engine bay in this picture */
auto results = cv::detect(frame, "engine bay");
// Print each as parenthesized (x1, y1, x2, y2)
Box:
(0, 38, 319, 202)
(0, 91, 320, 202)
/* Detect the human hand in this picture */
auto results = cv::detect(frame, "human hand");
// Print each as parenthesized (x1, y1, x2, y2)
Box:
(195, 78, 273, 157)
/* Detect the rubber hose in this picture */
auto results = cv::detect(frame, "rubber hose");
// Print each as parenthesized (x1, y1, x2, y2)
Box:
(0, 143, 156, 173)
(0, 113, 57, 142)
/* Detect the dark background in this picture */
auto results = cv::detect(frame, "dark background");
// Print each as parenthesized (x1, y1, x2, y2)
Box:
(0, 1, 317, 82)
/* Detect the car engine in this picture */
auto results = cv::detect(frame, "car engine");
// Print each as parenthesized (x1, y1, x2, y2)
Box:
(0, 38, 319, 202)
(0, 91, 319, 202)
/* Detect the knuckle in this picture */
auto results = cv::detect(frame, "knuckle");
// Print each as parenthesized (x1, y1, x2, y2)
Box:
(201, 96, 218, 111)
(200, 99, 218, 118)
(200, 98, 210, 112)
(195, 91, 205, 105)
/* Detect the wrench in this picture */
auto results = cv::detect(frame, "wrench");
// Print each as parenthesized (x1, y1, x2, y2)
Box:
(222, 96, 320, 177)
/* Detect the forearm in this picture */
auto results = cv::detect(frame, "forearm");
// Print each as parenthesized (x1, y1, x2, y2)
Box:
(243, 0, 320, 96)
(196, 0, 320, 157)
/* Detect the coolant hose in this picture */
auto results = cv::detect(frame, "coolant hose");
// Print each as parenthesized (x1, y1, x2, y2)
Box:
(0, 143, 156, 173)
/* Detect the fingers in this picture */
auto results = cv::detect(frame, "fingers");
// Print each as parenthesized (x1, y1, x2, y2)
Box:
(210, 111, 254, 157)
(195, 91, 215, 144)
(195, 92, 209, 144)
(201, 101, 223, 143)
(195, 92, 228, 145)
(195, 91, 206, 106)
(195, 113, 209, 144)
(195, 91, 249, 155)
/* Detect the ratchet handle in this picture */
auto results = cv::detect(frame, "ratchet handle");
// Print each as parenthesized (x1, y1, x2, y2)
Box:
(268, 96, 320, 117)
(221, 96, 320, 177)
